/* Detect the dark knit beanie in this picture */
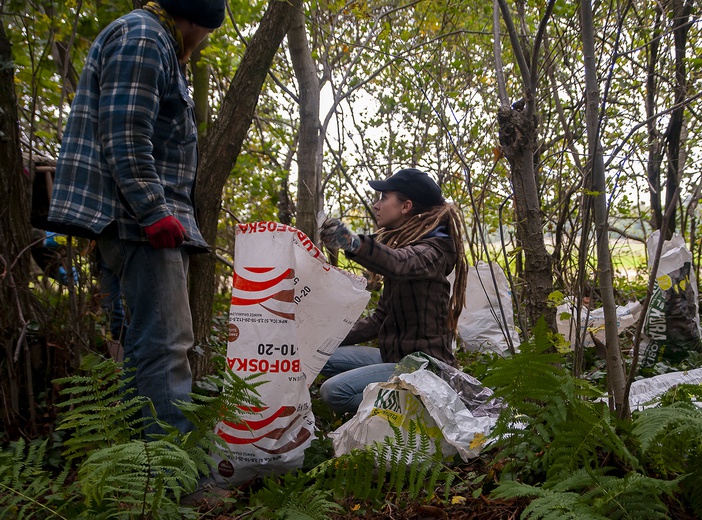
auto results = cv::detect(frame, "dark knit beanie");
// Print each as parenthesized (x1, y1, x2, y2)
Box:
(158, 0, 226, 29)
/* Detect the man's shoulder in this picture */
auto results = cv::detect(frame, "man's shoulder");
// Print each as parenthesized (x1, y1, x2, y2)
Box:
(98, 9, 166, 43)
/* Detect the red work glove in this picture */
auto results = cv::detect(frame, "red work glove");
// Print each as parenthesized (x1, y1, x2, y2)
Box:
(143, 215, 185, 249)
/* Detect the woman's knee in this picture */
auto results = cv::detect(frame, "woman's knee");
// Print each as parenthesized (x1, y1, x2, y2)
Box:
(320, 378, 358, 413)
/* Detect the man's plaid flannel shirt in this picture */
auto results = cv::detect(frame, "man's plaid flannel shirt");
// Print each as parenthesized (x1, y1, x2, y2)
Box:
(49, 9, 207, 251)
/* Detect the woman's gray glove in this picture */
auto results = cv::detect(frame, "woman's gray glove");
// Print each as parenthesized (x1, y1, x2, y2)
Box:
(320, 218, 360, 252)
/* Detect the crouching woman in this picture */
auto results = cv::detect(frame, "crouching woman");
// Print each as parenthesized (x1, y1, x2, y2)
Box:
(319, 168, 467, 413)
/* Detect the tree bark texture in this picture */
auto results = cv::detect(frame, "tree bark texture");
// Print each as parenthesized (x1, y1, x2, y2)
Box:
(580, 0, 627, 416)
(663, 0, 693, 239)
(0, 22, 35, 435)
(189, 0, 302, 374)
(288, 5, 321, 243)
(646, 6, 664, 232)
(497, 104, 555, 330)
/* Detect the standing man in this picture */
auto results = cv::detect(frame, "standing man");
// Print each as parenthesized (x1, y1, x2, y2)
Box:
(47, 0, 226, 435)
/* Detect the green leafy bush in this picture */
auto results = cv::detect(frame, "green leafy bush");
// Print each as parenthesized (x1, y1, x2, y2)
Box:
(486, 318, 701, 518)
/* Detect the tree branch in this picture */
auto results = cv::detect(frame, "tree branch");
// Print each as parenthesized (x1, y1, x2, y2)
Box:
(496, 0, 531, 93)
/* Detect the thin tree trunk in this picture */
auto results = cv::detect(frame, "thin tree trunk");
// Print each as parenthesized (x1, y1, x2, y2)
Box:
(579, 0, 627, 417)
(497, 104, 554, 329)
(288, 6, 321, 243)
(189, 0, 302, 375)
(663, 0, 693, 239)
(494, 0, 556, 330)
(646, 6, 664, 232)
(0, 22, 35, 436)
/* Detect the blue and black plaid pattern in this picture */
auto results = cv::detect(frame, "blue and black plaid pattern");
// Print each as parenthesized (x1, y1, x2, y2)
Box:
(49, 10, 207, 249)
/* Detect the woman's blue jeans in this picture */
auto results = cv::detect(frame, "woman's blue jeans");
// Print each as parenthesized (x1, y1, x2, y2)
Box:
(97, 236, 194, 436)
(319, 346, 396, 413)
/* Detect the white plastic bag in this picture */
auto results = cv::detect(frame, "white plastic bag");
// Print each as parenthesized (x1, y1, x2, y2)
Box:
(213, 222, 370, 485)
(557, 300, 643, 349)
(330, 356, 500, 462)
(457, 261, 520, 355)
(628, 367, 702, 410)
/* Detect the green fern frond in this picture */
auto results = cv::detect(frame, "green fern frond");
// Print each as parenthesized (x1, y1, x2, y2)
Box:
(250, 471, 342, 520)
(483, 320, 566, 411)
(303, 420, 455, 507)
(0, 438, 79, 519)
(493, 480, 609, 520)
(277, 488, 343, 519)
(78, 439, 198, 517)
(491, 479, 549, 500)
(634, 402, 702, 453)
(632, 403, 702, 515)
(483, 319, 641, 484)
(177, 371, 264, 455)
(425, 439, 444, 501)
(658, 383, 702, 406)
(581, 471, 677, 519)
(496, 468, 679, 520)
(54, 358, 149, 462)
(442, 470, 456, 502)
(545, 405, 637, 479)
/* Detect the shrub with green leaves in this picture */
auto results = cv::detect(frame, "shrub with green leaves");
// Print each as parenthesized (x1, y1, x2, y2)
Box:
(486, 318, 701, 518)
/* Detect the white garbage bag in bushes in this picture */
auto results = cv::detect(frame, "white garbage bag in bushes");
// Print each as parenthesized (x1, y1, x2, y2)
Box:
(457, 261, 520, 355)
(557, 300, 643, 349)
(330, 354, 502, 462)
(628, 367, 702, 411)
(213, 222, 370, 486)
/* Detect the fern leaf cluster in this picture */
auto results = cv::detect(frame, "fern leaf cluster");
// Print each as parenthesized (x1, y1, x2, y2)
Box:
(78, 439, 198, 517)
(493, 468, 677, 519)
(487, 318, 702, 518)
(54, 357, 148, 461)
(634, 401, 702, 517)
(0, 354, 268, 518)
(250, 471, 343, 520)
(174, 368, 265, 476)
(250, 419, 458, 517)
(0, 438, 78, 519)
(484, 320, 629, 482)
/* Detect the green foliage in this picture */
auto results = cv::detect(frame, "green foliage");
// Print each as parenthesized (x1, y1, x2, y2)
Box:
(308, 420, 456, 505)
(54, 355, 148, 462)
(177, 366, 266, 472)
(487, 318, 700, 517)
(1, 353, 265, 518)
(249, 471, 343, 520)
(250, 418, 457, 518)
(493, 469, 678, 520)
(633, 402, 702, 517)
(658, 382, 702, 406)
(0, 438, 78, 519)
(484, 319, 634, 482)
(79, 439, 198, 517)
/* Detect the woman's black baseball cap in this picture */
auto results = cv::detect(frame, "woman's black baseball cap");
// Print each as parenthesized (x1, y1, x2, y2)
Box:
(369, 168, 444, 207)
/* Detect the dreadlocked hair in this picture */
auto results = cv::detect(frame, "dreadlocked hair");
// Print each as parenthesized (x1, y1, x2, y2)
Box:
(375, 203, 468, 333)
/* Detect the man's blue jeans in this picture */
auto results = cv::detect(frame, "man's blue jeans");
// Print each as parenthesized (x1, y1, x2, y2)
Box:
(319, 346, 396, 413)
(98, 257, 126, 342)
(97, 236, 194, 436)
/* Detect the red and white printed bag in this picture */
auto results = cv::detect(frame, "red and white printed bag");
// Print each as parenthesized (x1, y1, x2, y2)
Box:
(212, 222, 370, 485)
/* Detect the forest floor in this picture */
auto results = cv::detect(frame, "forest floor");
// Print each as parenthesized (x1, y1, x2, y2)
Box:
(325, 496, 524, 519)
(197, 452, 525, 519)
